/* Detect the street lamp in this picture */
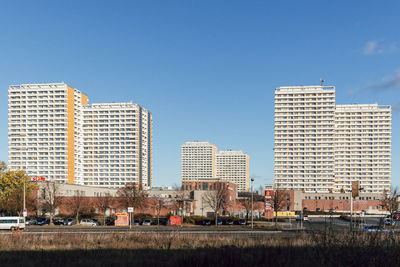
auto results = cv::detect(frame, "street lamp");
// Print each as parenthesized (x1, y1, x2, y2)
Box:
(251, 178, 254, 229)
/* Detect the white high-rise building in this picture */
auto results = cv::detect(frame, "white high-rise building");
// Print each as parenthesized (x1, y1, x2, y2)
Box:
(215, 150, 249, 192)
(82, 103, 152, 188)
(8, 83, 152, 188)
(181, 142, 217, 180)
(274, 85, 391, 193)
(334, 104, 391, 193)
(181, 141, 250, 192)
(274, 85, 336, 192)
(8, 83, 88, 184)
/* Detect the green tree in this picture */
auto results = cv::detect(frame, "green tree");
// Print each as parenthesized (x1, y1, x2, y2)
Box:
(0, 162, 37, 215)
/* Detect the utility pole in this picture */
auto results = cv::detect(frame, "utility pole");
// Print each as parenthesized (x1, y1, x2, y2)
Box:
(300, 207, 303, 229)
(350, 191, 353, 231)
(251, 178, 254, 229)
(23, 177, 26, 222)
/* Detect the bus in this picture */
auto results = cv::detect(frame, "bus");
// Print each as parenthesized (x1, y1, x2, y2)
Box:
(0, 217, 25, 230)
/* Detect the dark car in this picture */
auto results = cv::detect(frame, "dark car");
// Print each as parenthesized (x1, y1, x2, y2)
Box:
(133, 219, 140, 225)
(238, 219, 247, 225)
(37, 218, 50, 226)
(105, 219, 115, 226)
(202, 219, 211, 226)
(225, 219, 234, 225)
(52, 218, 65, 225)
(216, 218, 223, 225)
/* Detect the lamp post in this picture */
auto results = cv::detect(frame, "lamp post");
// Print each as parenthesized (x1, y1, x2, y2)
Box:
(251, 178, 254, 229)
(23, 177, 26, 222)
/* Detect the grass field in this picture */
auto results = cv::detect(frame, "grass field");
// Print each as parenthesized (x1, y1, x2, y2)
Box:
(1, 231, 399, 266)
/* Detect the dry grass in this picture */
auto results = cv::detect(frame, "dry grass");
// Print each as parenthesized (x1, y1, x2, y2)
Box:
(0, 231, 399, 266)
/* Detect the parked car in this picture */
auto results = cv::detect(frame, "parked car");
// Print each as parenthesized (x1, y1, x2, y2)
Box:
(202, 219, 211, 226)
(133, 219, 140, 225)
(216, 218, 223, 225)
(53, 218, 65, 225)
(142, 219, 152, 226)
(363, 225, 394, 233)
(64, 218, 76, 226)
(225, 218, 234, 225)
(238, 219, 247, 225)
(25, 218, 37, 225)
(105, 219, 115, 226)
(384, 218, 395, 226)
(296, 215, 309, 222)
(80, 219, 98, 226)
(37, 218, 50, 226)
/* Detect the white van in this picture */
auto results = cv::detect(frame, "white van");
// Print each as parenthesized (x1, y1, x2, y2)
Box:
(0, 217, 25, 230)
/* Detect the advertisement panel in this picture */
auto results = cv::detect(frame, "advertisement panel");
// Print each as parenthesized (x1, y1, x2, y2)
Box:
(115, 213, 129, 226)
(273, 211, 295, 217)
(169, 216, 182, 226)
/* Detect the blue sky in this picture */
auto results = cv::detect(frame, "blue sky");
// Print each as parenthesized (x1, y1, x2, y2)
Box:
(0, 1, 400, 189)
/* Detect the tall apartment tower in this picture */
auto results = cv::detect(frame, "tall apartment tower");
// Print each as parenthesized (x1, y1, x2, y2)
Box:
(82, 103, 152, 188)
(335, 104, 391, 193)
(215, 150, 250, 192)
(8, 83, 152, 188)
(274, 86, 336, 192)
(181, 142, 217, 180)
(8, 83, 88, 184)
(274, 85, 391, 193)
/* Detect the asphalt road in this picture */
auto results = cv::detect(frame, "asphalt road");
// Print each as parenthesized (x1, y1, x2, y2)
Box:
(0, 217, 387, 236)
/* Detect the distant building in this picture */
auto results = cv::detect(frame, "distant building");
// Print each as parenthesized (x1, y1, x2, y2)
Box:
(181, 141, 250, 192)
(181, 142, 217, 180)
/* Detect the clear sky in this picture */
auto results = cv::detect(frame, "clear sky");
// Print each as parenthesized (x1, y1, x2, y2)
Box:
(0, 1, 399, 189)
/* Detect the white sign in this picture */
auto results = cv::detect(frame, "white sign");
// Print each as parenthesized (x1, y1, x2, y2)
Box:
(128, 207, 134, 213)
(23, 211, 27, 217)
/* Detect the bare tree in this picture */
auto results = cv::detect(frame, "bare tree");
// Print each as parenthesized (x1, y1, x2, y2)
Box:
(202, 184, 230, 226)
(256, 185, 264, 195)
(68, 190, 87, 225)
(153, 198, 166, 225)
(268, 189, 290, 228)
(381, 188, 399, 222)
(41, 181, 62, 226)
(117, 183, 148, 222)
(237, 196, 251, 219)
(95, 192, 112, 225)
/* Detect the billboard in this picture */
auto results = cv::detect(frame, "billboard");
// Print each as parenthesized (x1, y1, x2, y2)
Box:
(273, 211, 295, 217)
(115, 213, 129, 226)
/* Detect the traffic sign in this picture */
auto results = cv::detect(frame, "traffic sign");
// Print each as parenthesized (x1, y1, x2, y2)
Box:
(128, 207, 134, 213)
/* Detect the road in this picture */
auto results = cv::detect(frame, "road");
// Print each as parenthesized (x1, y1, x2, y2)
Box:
(0, 217, 387, 236)
(287, 216, 382, 232)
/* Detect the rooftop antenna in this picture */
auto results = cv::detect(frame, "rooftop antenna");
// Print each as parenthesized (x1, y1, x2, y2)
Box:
(320, 78, 325, 86)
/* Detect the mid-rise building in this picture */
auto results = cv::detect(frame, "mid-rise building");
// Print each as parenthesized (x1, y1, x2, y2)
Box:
(181, 141, 249, 192)
(215, 150, 249, 192)
(274, 85, 391, 193)
(8, 82, 152, 188)
(181, 142, 217, 180)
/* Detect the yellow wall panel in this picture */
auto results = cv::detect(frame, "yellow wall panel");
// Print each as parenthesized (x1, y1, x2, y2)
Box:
(67, 86, 75, 184)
